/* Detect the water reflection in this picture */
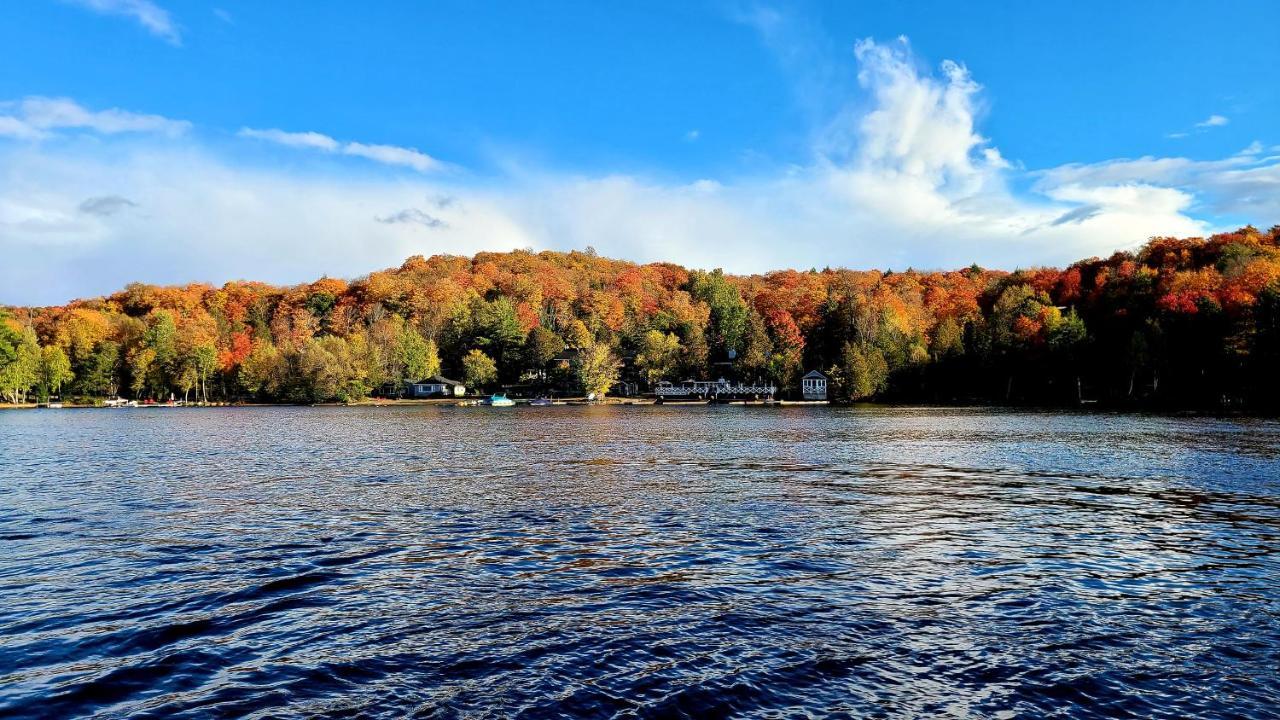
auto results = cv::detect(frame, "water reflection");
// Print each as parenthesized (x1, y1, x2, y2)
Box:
(1, 406, 1278, 718)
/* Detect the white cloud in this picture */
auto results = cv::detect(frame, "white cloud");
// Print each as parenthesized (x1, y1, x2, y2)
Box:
(239, 127, 444, 172)
(342, 142, 442, 173)
(0, 97, 190, 139)
(1169, 113, 1233, 138)
(67, 0, 181, 45)
(0, 116, 45, 141)
(1032, 152, 1280, 220)
(685, 129, 701, 142)
(1, 35, 1276, 305)
(0, 146, 528, 303)
(237, 127, 339, 151)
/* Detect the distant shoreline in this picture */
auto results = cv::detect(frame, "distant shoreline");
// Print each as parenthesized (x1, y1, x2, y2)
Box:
(3, 400, 1272, 419)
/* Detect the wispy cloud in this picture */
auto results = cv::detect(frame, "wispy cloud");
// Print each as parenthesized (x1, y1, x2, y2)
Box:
(66, 0, 181, 45)
(0, 96, 190, 140)
(376, 208, 448, 229)
(343, 142, 442, 173)
(78, 195, 138, 216)
(237, 127, 338, 151)
(212, 7, 232, 24)
(239, 127, 444, 172)
(1169, 113, 1231, 138)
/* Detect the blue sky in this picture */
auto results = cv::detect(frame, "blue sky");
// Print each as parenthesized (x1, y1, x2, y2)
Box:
(2, 0, 1278, 304)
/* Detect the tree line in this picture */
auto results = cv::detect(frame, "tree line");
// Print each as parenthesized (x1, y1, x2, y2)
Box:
(3, 225, 1279, 410)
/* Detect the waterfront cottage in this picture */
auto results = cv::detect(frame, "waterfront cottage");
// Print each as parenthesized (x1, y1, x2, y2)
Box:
(801, 370, 828, 401)
(404, 376, 466, 398)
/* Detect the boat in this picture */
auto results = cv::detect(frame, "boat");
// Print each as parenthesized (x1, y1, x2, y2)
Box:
(485, 393, 515, 407)
(529, 397, 553, 406)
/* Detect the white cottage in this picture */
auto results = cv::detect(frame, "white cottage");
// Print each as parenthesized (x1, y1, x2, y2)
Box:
(801, 369, 828, 401)
(404, 375, 466, 398)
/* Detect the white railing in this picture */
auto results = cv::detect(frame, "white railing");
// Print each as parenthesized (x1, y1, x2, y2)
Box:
(654, 382, 777, 397)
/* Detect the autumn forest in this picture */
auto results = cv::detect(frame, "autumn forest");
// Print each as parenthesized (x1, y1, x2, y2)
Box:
(3, 225, 1280, 411)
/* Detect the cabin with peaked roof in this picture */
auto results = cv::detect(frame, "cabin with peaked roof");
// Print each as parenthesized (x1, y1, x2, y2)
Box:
(801, 369, 828, 401)
(405, 375, 466, 398)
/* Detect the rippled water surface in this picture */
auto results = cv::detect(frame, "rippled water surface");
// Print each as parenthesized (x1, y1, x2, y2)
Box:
(2, 406, 1279, 718)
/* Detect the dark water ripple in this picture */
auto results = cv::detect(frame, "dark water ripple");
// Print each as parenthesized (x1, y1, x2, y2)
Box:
(2, 406, 1279, 718)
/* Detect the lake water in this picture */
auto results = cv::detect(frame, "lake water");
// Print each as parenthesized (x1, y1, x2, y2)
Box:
(1, 406, 1278, 718)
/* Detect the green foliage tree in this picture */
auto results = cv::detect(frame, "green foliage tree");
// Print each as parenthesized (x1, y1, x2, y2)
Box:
(523, 327, 565, 377)
(679, 324, 710, 380)
(831, 342, 888, 402)
(193, 344, 218, 403)
(689, 269, 748, 357)
(931, 317, 965, 360)
(470, 297, 524, 367)
(80, 341, 121, 397)
(238, 342, 281, 398)
(576, 340, 621, 399)
(462, 349, 497, 391)
(38, 346, 74, 402)
(737, 310, 772, 380)
(397, 326, 440, 382)
(0, 323, 41, 404)
(635, 330, 681, 388)
(139, 310, 177, 398)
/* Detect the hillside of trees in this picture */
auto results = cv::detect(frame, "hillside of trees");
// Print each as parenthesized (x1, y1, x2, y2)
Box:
(3, 225, 1280, 410)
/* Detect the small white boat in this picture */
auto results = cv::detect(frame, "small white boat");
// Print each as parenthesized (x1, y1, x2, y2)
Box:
(485, 393, 515, 407)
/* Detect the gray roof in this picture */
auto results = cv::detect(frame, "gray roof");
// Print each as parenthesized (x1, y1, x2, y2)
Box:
(409, 375, 464, 386)
(802, 369, 828, 379)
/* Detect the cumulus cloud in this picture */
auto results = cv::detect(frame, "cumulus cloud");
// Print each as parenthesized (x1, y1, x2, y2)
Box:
(239, 127, 444, 172)
(66, 0, 181, 45)
(0, 97, 190, 140)
(1033, 151, 1280, 220)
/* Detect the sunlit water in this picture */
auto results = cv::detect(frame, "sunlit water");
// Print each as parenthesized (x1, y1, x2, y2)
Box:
(1, 406, 1278, 718)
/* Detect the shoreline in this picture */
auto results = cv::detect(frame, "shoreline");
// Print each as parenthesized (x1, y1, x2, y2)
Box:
(3, 399, 1276, 418)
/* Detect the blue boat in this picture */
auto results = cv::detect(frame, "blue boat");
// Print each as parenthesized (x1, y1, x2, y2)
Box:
(486, 393, 515, 407)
